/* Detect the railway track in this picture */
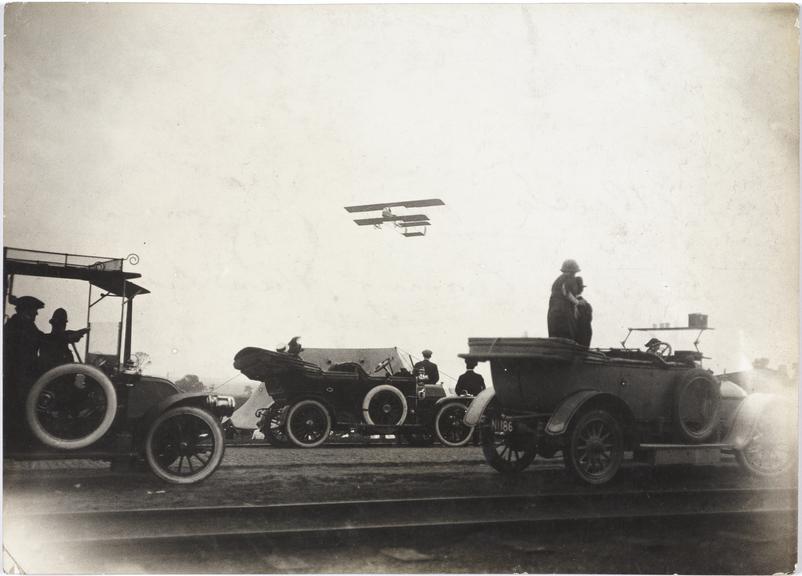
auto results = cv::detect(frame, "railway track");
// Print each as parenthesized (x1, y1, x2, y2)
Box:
(6, 486, 795, 547)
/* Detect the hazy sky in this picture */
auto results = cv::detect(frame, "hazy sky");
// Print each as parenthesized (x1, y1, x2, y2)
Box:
(4, 3, 799, 389)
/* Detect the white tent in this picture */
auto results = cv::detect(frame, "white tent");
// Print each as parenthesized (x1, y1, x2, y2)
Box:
(229, 347, 413, 430)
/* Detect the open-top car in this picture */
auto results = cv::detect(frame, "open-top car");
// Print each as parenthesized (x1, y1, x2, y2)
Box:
(3, 248, 235, 484)
(233, 346, 474, 448)
(462, 327, 796, 485)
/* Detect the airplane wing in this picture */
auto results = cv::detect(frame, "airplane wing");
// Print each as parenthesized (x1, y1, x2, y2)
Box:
(397, 221, 431, 227)
(353, 214, 431, 226)
(344, 199, 445, 213)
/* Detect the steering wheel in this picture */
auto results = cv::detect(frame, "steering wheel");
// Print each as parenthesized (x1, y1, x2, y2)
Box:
(373, 358, 392, 375)
(648, 341, 673, 358)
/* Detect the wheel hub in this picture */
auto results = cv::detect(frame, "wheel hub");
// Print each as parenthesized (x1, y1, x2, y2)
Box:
(382, 403, 392, 414)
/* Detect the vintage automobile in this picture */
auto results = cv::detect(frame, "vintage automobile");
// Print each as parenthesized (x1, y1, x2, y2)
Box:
(3, 248, 235, 484)
(462, 331, 796, 485)
(233, 346, 475, 448)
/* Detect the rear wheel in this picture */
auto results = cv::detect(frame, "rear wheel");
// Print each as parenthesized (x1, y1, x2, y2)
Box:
(434, 401, 474, 447)
(145, 406, 225, 484)
(286, 399, 332, 448)
(565, 409, 623, 485)
(480, 405, 537, 474)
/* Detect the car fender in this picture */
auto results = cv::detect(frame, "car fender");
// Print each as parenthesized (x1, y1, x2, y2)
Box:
(463, 388, 496, 427)
(545, 390, 602, 436)
(723, 392, 783, 450)
(434, 395, 473, 409)
(136, 392, 215, 445)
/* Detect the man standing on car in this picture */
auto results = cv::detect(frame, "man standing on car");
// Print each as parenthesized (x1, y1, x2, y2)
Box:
(413, 349, 440, 384)
(455, 358, 485, 396)
(547, 259, 581, 340)
(574, 277, 593, 347)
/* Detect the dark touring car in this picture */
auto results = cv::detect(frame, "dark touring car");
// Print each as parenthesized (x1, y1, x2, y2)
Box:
(3, 248, 234, 484)
(233, 347, 475, 448)
(462, 334, 796, 485)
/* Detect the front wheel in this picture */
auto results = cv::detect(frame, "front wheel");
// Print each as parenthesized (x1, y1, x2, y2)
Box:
(735, 405, 796, 477)
(481, 426, 537, 474)
(286, 399, 332, 448)
(434, 401, 474, 447)
(565, 409, 623, 485)
(259, 404, 291, 447)
(145, 406, 225, 484)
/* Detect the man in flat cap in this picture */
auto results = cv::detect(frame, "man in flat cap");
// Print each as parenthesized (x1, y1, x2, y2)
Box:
(574, 276, 593, 347)
(4, 295, 46, 440)
(413, 349, 440, 385)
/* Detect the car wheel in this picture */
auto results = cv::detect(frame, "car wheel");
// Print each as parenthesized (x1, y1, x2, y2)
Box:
(434, 401, 474, 447)
(286, 399, 332, 448)
(145, 406, 225, 484)
(735, 404, 796, 477)
(673, 369, 721, 443)
(26, 364, 117, 450)
(262, 404, 291, 447)
(402, 430, 436, 446)
(481, 425, 537, 474)
(362, 385, 408, 427)
(565, 408, 624, 485)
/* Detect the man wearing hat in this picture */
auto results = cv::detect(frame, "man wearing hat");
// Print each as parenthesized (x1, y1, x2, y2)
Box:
(455, 358, 485, 397)
(547, 259, 581, 340)
(39, 308, 90, 371)
(412, 349, 440, 385)
(574, 276, 593, 347)
(4, 295, 47, 439)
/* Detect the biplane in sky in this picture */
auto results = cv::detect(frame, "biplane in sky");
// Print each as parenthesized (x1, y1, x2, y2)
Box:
(344, 199, 445, 237)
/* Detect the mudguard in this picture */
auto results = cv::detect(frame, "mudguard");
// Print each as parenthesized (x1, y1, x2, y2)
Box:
(545, 390, 601, 435)
(434, 395, 472, 409)
(463, 388, 496, 427)
(723, 392, 785, 450)
(136, 392, 214, 444)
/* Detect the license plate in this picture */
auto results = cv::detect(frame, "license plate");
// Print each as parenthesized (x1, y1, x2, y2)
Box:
(493, 417, 514, 434)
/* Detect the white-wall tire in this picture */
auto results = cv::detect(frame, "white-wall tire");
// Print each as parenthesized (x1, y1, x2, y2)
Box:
(362, 385, 408, 426)
(286, 399, 332, 448)
(26, 364, 117, 450)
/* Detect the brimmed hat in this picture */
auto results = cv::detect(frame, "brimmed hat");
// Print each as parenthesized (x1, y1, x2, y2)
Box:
(9, 295, 44, 310)
(422, 349, 433, 358)
(50, 308, 68, 324)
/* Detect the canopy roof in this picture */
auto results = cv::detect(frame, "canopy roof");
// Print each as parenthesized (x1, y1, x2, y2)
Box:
(4, 247, 149, 298)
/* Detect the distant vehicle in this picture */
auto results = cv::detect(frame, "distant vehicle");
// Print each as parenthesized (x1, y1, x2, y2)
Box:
(233, 346, 474, 448)
(3, 248, 235, 484)
(344, 198, 445, 237)
(462, 326, 796, 485)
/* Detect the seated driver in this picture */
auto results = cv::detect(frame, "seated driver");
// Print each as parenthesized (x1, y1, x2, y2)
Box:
(38, 308, 89, 371)
(644, 337, 668, 357)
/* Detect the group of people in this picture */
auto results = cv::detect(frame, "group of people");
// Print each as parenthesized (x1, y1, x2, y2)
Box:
(547, 259, 593, 347)
(412, 349, 486, 397)
(3, 295, 89, 422)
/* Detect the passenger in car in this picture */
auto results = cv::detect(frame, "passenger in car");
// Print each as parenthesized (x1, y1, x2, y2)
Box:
(547, 259, 581, 340)
(38, 308, 89, 371)
(455, 358, 485, 396)
(413, 349, 440, 384)
(574, 276, 593, 347)
(3, 295, 46, 439)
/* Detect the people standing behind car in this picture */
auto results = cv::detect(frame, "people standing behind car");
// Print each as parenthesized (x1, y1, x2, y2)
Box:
(413, 349, 440, 384)
(455, 358, 485, 396)
(3, 295, 46, 439)
(38, 308, 89, 371)
(547, 259, 581, 340)
(574, 276, 593, 347)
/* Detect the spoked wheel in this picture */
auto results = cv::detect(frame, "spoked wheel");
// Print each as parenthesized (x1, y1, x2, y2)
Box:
(435, 401, 474, 447)
(402, 430, 436, 447)
(26, 364, 117, 450)
(362, 385, 408, 427)
(286, 399, 332, 448)
(565, 409, 623, 485)
(481, 426, 537, 474)
(145, 406, 225, 484)
(259, 404, 291, 447)
(736, 405, 796, 477)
